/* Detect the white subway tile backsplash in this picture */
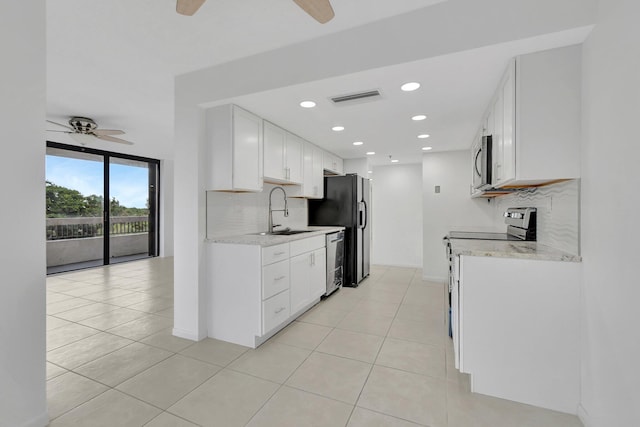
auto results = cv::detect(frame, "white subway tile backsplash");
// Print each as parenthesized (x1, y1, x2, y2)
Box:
(206, 184, 308, 238)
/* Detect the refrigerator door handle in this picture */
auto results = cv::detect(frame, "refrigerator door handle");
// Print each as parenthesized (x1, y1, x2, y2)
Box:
(362, 200, 368, 230)
(358, 201, 365, 229)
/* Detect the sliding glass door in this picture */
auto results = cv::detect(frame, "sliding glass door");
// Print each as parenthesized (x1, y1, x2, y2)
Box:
(46, 142, 160, 273)
(46, 148, 105, 271)
(108, 156, 159, 263)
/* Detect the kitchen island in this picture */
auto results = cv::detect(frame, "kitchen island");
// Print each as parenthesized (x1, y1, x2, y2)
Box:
(206, 226, 344, 348)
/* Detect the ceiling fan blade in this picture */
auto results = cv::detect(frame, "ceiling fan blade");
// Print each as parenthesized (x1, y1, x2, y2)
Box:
(46, 119, 74, 131)
(46, 129, 72, 133)
(96, 135, 134, 145)
(93, 129, 125, 136)
(176, 0, 206, 16)
(293, 0, 334, 24)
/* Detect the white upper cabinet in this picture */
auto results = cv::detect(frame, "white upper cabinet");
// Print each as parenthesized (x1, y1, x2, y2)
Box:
(206, 104, 263, 192)
(263, 121, 303, 184)
(323, 151, 343, 175)
(489, 45, 581, 188)
(290, 141, 324, 199)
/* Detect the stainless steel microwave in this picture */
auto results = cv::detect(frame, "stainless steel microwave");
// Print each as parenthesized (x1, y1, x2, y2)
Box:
(473, 135, 493, 190)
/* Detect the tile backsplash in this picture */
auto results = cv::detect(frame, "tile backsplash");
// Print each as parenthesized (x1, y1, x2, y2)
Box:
(206, 184, 308, 239)
(496, 179, 580, 255)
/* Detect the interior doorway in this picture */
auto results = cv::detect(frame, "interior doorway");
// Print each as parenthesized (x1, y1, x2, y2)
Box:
(46, 142, 160, 274)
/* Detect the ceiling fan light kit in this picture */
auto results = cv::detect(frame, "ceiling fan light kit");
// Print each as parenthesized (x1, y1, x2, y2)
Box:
(176, 0, 334, 23)
(46, 116, 134, 145)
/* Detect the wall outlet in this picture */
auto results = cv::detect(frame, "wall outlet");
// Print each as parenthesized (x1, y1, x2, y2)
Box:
(435, 185, 441, 194)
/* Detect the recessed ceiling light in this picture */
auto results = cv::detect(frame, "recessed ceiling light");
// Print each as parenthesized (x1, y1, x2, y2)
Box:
(418, 134, 430, 139)
(412, 115, 427, 121)
(401, 82, 421, 92)
(353, 141, 363, 146)
(366, 151, 375, 155)
(368, 170, 373, 174)
(391, 159, 399, 163)
(422, 146, 433, 151)
(300, 101, 316, 108)
(332, 126, 345, 132)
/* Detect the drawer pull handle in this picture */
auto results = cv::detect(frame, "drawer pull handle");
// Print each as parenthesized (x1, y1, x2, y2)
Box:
(274, 275, 286, 281)
(275, 307, 286, 314)
(274, 251, 285, 256)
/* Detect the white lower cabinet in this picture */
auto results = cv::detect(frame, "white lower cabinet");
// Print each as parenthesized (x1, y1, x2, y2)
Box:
(207, 235, 327, 348)
(454, 255, 580, 414)
(290, 236, 326, 314)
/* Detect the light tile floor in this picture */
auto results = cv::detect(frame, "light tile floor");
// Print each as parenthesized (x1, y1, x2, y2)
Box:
(46, 258, 583, 426)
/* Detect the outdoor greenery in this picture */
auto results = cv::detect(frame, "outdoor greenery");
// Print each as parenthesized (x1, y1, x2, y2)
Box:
(46, 181, 149, 218)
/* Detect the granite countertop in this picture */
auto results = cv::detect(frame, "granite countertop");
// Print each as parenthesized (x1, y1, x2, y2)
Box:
(448, 238, 582, 262)
(206, 226, 345, 247)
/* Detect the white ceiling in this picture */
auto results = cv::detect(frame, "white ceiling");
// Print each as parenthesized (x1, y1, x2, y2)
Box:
(46, 0, 591, 165)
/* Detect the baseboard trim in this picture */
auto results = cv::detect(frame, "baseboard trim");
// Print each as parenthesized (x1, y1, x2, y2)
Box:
(422, 275, 447, 283)
(172, 327, 204, 342)
(16, 411, 49, 427)
(578, 404, 592, 427)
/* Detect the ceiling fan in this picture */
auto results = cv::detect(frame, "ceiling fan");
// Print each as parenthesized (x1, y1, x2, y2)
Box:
(176, 0, 335, 24)
(46, 117, 134, 145)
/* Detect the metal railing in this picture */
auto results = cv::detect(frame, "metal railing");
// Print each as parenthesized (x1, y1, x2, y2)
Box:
(46, 216, 149, 241)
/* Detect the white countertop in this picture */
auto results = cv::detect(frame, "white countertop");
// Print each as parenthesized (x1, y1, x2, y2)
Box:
(448, 238, 582, 262)
(206, 226, 345, 247)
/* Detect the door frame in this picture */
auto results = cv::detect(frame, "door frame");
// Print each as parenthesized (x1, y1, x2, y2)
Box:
(46, 141, 161, 266)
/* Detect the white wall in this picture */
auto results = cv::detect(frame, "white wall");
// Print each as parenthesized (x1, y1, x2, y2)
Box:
(580, 0, 640, 425)
(422, 151, 498, 281)
(371, 164, 423, 268)
(0, 2, 48, 427)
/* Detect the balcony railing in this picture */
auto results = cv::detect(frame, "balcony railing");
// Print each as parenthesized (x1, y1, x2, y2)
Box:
(46, 216, 149, 240)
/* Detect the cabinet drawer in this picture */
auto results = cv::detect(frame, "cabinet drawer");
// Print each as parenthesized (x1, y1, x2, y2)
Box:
(262, 260, 289, 300)
(290, 235, 325, 257)
(262, 243, 289, 265)
(262, 290, 290, 334)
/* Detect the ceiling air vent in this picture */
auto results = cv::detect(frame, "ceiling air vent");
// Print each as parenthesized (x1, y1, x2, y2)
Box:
(330, 89, 383, 106)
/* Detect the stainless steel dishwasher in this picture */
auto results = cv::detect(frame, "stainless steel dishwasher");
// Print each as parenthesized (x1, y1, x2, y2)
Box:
(325, 231, 344, 296)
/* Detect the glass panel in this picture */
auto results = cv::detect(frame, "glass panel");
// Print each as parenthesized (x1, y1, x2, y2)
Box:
(109, 157, 155, 263)
(46, 147, 104, 273)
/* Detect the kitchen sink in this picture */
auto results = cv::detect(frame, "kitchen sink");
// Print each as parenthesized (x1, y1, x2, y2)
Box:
(272, 229, 313, 235)
(251, 229, 313, 236)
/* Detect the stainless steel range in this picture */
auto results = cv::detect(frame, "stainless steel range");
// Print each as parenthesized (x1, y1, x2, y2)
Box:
(447, 207, 537, 242)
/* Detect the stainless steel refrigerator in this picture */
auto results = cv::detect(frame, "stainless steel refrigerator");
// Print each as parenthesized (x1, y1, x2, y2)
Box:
(308, 174, 370, 287)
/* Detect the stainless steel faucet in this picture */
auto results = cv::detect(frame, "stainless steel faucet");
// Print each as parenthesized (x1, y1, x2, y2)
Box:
(268, 186, 289, 232)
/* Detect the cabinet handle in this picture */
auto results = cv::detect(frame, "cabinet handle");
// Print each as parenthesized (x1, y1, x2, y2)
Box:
(274, 251, 285, 256)
(274, 275, 286, 281)
(275, 307, 286, 314)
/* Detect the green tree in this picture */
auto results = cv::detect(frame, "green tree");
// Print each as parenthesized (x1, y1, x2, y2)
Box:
(46, 181, 88, 217)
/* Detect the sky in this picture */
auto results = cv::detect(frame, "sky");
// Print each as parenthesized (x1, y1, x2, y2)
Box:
(46, 155, 149, 208)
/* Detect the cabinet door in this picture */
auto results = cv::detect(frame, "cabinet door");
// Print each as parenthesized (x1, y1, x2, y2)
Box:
(285, 132, 303, 184)
(290, 252, 312, 314)
(312, 145, 324, 198)
(264, 121, 286, 181)
(207, 104, 263, 192)
(309, 248, 326, 299)
(298, 142, 325, 199)
(323, 151, 339, 174)
(492, 61, 516, 187)
(500, 61, 516, 184)
(233, 107, 263, 191)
